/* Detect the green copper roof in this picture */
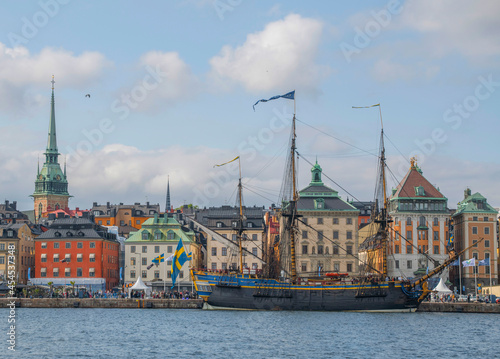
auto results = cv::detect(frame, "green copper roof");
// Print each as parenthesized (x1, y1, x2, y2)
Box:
(125, 215, 196, 243)
(32, 77, 69, 198)
(453, 189, 497, 216)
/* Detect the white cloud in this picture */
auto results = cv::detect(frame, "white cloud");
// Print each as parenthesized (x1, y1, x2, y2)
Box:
(116, 51, 200, 112)
(397, 0, 500, 63)
(0, 42, 111, 116)
(209, 14, 330, 93)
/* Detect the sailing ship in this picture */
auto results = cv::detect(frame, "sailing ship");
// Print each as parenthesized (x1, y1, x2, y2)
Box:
(190, 95, 474, 311)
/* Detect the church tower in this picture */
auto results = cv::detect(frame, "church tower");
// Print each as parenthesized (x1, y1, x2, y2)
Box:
(32, 76, 70, 220)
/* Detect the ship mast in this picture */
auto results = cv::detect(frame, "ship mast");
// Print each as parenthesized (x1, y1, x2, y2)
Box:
(378, 105, 388, 278)
(237, 157, 244, 274)
(290, 111, 298, 281)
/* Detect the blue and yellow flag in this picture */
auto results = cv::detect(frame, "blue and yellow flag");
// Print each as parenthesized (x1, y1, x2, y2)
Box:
(152, 253, 165, 264)
(171, 239, 192, 288)
(448, 233, 454, 247)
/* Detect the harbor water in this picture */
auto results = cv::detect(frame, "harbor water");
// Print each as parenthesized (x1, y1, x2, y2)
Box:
(2, 308, 498, 358)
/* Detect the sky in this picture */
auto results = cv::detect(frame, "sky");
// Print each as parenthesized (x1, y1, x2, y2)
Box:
(0, 0, 499, 212)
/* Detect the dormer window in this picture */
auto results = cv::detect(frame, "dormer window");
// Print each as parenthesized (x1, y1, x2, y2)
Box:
(314, 198, 325, 210)
(232, 221, 238, 228)
(216, 222, 223, 228)
(167, 231, 175, 240)
(142, 231, 149, 240)
(154, 230, 162, 240)
(415, 186, 425, 196)
(247, 222, 253, 228)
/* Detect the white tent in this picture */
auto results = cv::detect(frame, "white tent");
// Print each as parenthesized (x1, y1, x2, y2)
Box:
(128, 277, 152, 298)
(433, 278, 452, 294)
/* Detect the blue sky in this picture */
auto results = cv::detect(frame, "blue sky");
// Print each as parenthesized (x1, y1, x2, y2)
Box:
(0, 0, 499, 212)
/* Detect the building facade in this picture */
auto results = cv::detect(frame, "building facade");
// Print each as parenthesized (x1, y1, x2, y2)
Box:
(0, 201, 30, 225)
(124, 214, 201, 291)
(295, 162, 360, 276)
(387, 159, 450, 280)
(33, 218, 120, 291)
(91, 202, 160, 237)
(195, 206, 265, 272)
(0, 223, 36, 284)
(32, 77, 70, 220)
(451, 188, 498, 294)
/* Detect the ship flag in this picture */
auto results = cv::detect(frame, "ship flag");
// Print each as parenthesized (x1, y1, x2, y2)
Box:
(171, 239, 192, 289)
(478, 258, 490, 266)
(214, 156, 239, 168)
(450, 259, 460, 266)
(253, 90, 295, 111)
(462, 258, 475, 267)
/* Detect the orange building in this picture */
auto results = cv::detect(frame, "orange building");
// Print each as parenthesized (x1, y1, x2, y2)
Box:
(91, 202, 160, 237)
(33, 218, 119, 291)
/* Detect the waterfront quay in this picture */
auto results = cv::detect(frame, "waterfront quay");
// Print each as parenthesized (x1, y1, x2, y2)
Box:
(0, 298, 202, 309)
(417, 302, 500, 313)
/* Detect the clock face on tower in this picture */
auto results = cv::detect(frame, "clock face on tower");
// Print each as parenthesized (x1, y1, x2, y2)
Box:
(56, 175, 61, 180)
(38, 174, 43, 180)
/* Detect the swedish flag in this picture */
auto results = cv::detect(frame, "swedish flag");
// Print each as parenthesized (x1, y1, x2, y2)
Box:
(152, 253, 165, 264)
(171, 239, 192, 288)
(448, 233, 454, 247)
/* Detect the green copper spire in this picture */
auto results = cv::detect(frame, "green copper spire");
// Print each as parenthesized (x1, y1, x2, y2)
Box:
(310, 160, 323, 185)
(45, 75, 59, 163)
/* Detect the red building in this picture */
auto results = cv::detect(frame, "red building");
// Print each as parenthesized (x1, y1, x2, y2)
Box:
(33, 218, 119, 291)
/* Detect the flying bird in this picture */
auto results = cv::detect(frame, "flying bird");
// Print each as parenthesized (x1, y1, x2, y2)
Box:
(85, 94, 91, 98)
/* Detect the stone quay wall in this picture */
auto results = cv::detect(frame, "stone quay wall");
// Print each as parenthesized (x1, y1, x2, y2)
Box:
(0, 298, 203, 309)
(418, 302, 500, 313)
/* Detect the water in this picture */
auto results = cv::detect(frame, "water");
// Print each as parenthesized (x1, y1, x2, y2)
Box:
(1, 308, 498, 358)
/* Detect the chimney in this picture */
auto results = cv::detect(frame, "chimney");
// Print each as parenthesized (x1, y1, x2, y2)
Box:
(107, 202, 110, 208)
(146, 201, 150, 207)
(93, 202, 97, 207)
(5, 200, 9, 208)
(12, 201, 17, 210)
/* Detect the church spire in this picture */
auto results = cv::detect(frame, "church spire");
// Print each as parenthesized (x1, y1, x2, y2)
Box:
(46, 75, 59, 162)
(166, 176, 171, 213)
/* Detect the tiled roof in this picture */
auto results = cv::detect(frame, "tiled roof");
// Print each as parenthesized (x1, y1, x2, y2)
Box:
(297, 197, 358, 211)
(390, 166, 444, 199)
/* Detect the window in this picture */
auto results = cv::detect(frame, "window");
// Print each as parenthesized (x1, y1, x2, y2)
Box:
(90, 242, 95, 249)
(395, 245, 399, 254)
(77, 268, 82, 277)
(77, 254, 83, 262)
(433, 218, 438, 226)
(434, 231, 439, 241)
(179, 271, 184, 279)
(41, 268, 47, 277)
(303, 218, 308, 225)
(142, 270, 147, 278)
(0, 244, 4, 251)
(7, 230, 13, 237)
(346, 245, 353, 255)
(130, 270, 136, 279)
(212, 248, 217, 256)
(395, 260, 399, 269)
(333, 231, 339, 240)
(222, 247, 227, 256)
(333, 245, 339, 255)
(154, 231, 162, 240)
(252, 247, 258, 256)
(167, 246, 172, 253)
(252, 234, 258, 241)
(142, 232, 149, 240)
(131, 245, 136, 253)
(232, 221, 238, 228)
(473, 216, 478, 221)
(419, 216, 426, 227)
(301, 263, 307, 272)
(65, 268, 71, 277)
(211, 263, 217, 270)
(142, 246, 147, 253)
(232, 234, 237, 241)
(317, 218, 323, 225)
(473, 240, 477, 248)
(346, 231, 352, 240)
(53, 242, 59, 249)
(142, 258, 147, 266)
(154, 270, 160, 279)
(222, 263, 228, 270)
(41, 254, 47, 262)
(325, 246, 329, 254)
(317, 245, 324, 255)
(485, 240, 490, 248)
(407, 260, 412, 269)
(433, 245, 439, 255)
(65, 242, 71, 249)
(302, 231, 308, 239)
(333, 218, 339, 225)
(347, 263, 353, 272)
(302, 245, 308, 254)
(53, 268, 59, 277)
(155, 246, 160, 253)
(406, 231, 412, 240)
(90, 254, 95, 262)
(318, 231, 323, 240)
(406, 217, 412, 225)
(77, 242, 83, 249)
(407, 245, 412, 254)
(131, 258, 136, 266)
(41, 242, 47, 249)
(334, 263, 340, 271)
(484, 227, 490, 235)
(216, 222, 222, 228)
(346, 218, 352, 225)
(247, 222, 253, 228)
(472, 227, 478, 235)
(136, 220, 140, 225)
(484, 217, 489, 222)
(89, 268, 95, 277)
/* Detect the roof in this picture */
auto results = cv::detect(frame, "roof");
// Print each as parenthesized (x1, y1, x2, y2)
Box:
(35, 218, 117, 241)
(390, 163, 445, 200)
(125, 215, 197, 243)
(91, 202, 160, 217)
(453, 189, 498, 216)
(297, 197, 358, 211)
